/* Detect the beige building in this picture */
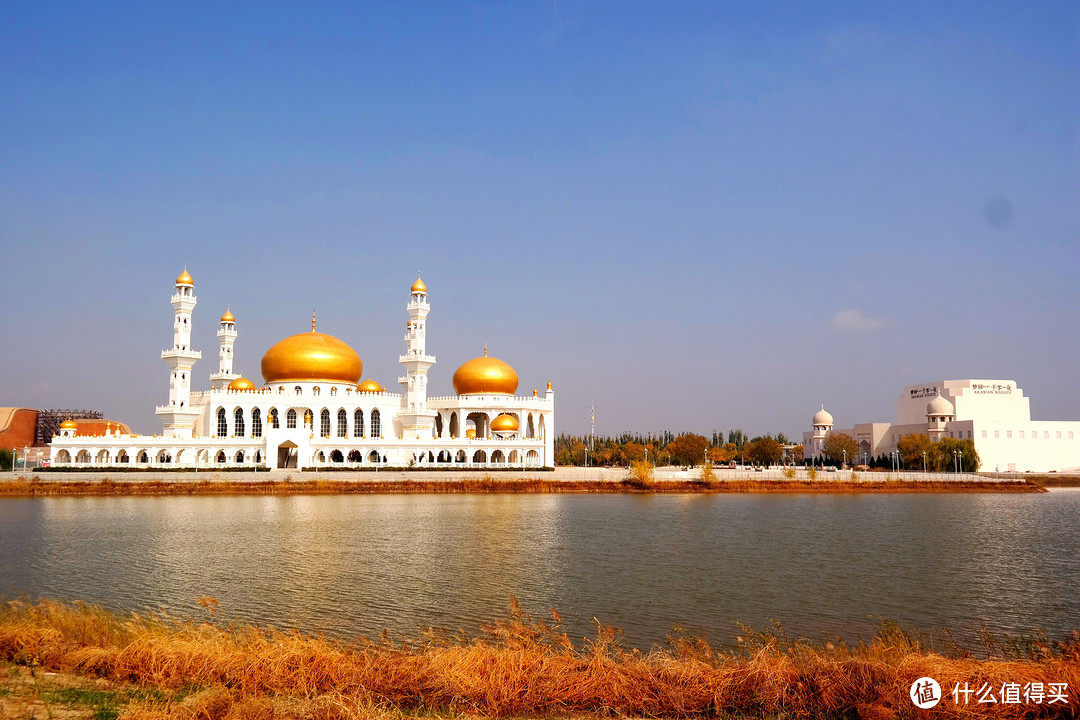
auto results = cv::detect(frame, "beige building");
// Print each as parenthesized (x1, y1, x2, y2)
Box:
(805, 379, 1080, 473)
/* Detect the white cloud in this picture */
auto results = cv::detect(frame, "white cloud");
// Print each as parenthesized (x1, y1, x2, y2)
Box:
(830, 309, 886, 332)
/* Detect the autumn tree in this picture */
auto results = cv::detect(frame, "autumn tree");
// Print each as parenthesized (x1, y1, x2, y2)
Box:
(665, 433, 709, 466)
(935, 437, 981, 472)
(821, 432, 860, 466)
(708, 443, 736, 464)
(744, 437, 782, 466)
(896, 433, 936, 471)
(622, 442, 646, 463)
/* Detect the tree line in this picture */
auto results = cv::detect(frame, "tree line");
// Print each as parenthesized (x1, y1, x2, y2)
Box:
(554, 430, 802, 468)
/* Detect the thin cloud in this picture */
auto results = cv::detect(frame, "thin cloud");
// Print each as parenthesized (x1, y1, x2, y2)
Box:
(830, 309, 886, 332)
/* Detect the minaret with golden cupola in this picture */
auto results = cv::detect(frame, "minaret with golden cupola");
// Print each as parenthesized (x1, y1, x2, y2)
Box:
(209, 307, 239, 390)
(397, 275, 438, 436)
(156, 266, 203, 437)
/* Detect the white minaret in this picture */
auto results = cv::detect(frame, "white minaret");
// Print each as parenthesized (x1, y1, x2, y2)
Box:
(810, 406, 833, 458)
(397, 275, 438, 437)
(156, 267, 203, 437)
(209, 307, 239, 390)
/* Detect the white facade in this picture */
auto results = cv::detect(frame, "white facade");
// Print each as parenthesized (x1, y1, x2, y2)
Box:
(804, 379, 1080, 473)
(50, 272, 555, 470)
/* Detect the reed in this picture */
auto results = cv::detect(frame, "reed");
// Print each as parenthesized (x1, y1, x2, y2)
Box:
(1, 598, 1077, 719)
(0, 475, 1043, 496)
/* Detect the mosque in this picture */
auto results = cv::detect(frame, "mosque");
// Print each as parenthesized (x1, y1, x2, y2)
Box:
(49, 269, 555, 470)
(805, 379, 1080, 473)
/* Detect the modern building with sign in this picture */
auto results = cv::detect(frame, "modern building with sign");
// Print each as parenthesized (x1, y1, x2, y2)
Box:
(49, 269, 555, 469)
(804, 379, 1080, 473)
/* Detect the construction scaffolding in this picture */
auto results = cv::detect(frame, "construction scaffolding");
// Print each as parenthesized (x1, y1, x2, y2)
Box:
(35, 409, 103, 446)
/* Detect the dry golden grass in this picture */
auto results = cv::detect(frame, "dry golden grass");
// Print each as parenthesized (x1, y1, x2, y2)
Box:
(1, 598, 1077, 719)
(0, 474, 1043, 496)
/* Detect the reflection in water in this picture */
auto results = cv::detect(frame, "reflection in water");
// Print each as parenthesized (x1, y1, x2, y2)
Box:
(1, 492, 1077, 649)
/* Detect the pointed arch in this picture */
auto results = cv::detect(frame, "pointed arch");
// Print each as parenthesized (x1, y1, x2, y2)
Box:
(354, 408, 364, 437)
(217, 407, 227, 437)
(234, 407, 245, 437)
(370, 409, 381, 438)
(320, 408, 331, 437)
(337, 408, 347, 437)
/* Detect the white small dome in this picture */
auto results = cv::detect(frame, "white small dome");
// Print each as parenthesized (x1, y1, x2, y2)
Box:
(812, 406, 833, 426)
(926, 394, 954, 416)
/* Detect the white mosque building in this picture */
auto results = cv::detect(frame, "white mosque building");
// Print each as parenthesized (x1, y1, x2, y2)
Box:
(50, 268, 555, 470)
(805, 379, 1080, 473)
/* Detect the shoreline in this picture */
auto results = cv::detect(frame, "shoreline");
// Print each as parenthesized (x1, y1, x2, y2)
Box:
(0, 469, 1048, 495)
(1, 598, 1077, 719)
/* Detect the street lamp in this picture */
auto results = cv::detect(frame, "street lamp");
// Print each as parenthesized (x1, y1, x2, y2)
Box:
(959, 450, 963, 475)
(842, 449, 847, 469)
(922, 451, 927, 477)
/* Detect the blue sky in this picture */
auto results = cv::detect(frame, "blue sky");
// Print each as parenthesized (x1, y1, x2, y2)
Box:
(1, 1, 1077, 437)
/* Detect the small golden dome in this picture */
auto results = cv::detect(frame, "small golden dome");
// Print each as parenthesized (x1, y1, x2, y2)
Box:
(357, 378, 384, 393)
(261, 330, 363, 384)
(175, 267, 194, 286)
(466, 427, 476, 439)
(60, 419, 78, 429)
(491, 413, 519, 433)
(411, 276, 427, 293)
(220, 308, 235, 323)
(452, 348, 518, 395)
(228, 377, 256, 391)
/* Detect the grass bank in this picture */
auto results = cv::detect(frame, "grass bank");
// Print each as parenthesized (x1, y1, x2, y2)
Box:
(1, 598, 1077, 719)
(0, 475, 1044, 496)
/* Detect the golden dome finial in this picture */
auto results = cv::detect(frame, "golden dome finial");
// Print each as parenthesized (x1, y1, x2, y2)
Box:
(175, 265, 194, 287)
(311, 310, 316, 333)
(484, 343, 488, 357)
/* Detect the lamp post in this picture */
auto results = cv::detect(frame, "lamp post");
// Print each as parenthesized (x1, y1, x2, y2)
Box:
(959, 450, 963, 476)
(923, 451, 927, 478)
(842, 449, 847, 469)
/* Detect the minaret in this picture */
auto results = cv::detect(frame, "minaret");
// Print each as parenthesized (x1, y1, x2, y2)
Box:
(397, 275, 438, 436)
(209, 307, 239, 390)
(156, 267, 203, 437)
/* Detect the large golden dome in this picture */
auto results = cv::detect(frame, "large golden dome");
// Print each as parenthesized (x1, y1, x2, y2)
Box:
(175, 267, 194, 286)
(261, 331, 363, 385)
(452, 348, 518, 395)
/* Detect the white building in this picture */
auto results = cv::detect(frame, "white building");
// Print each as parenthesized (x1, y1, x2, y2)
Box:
(50, 269, 555, 470)
(804, 379, 1080, 473)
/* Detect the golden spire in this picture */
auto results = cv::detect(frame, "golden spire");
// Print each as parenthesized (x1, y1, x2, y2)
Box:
(311, 310, 316, 332)
(484, 343, 488, 357)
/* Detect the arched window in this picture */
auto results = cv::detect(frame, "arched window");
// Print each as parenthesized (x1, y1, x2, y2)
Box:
(348, 450, 362, 462)
(252, 408, 262, 437)
(294, 386, 302, 396)
(287, 409, 297, 428)
(313, 386, 321, 396)
(330, 387, 337, 396)
(269, 408, 279, 429)
(337, 408, 347, 437)
(330, 449, 344, 463)
(320, 409, 331, 437)
(235, 451, 245, 463)
(254, 450, 262, 464)
(216, 451, 226, 463)
(217, 408, 227, 437)
(370, 409, 381, 438)
(234, 408, 245, 437)
(354, 409, 364, 437)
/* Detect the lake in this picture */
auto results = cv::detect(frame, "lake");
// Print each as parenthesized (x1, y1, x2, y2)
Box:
(1, 491, 1077, 650)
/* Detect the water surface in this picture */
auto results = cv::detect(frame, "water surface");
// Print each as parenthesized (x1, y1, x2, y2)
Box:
(1, 491, 1077, 649)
